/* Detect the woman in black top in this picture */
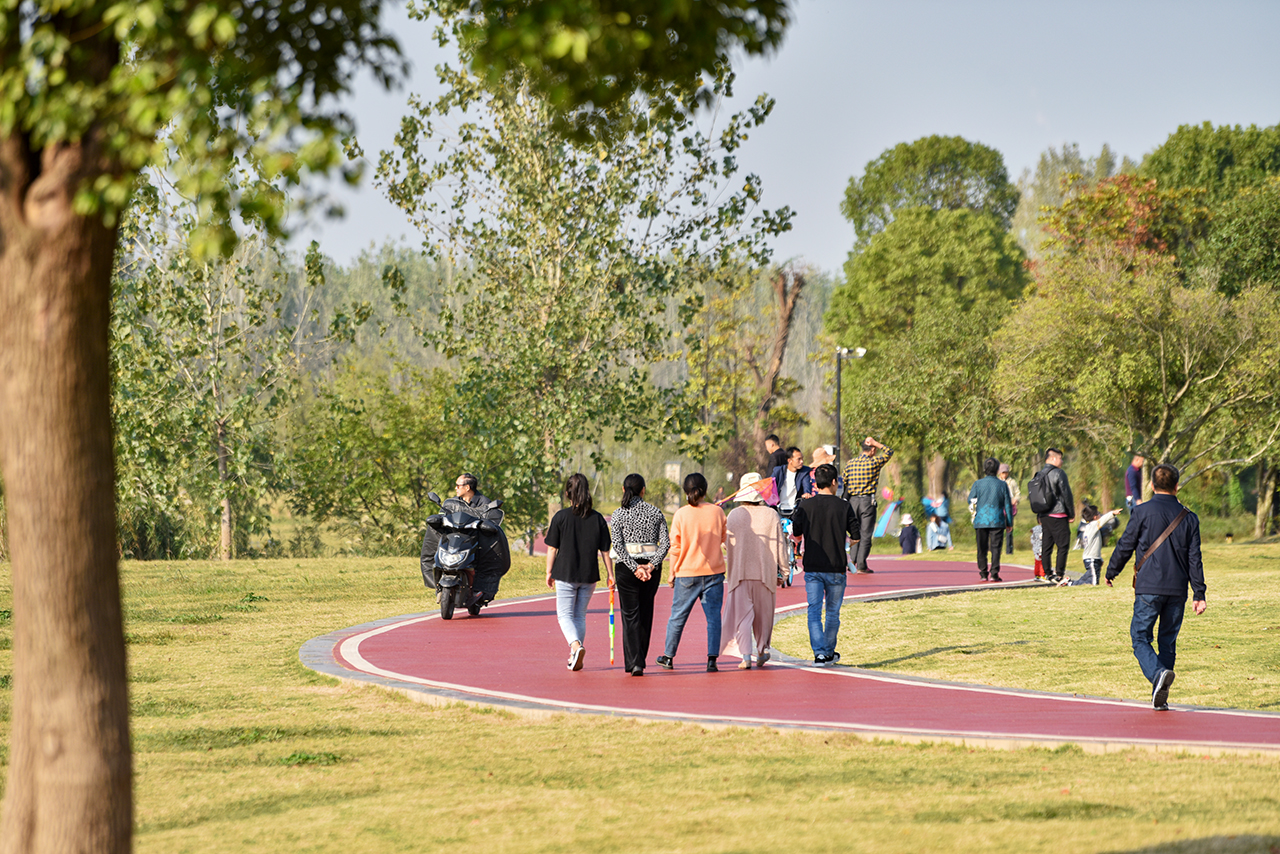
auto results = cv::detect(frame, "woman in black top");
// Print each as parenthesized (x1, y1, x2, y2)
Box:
(545, 473, 614, 671)
(607, 473, 670, 676)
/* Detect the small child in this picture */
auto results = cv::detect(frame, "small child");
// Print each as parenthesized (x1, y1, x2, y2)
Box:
(1060, 504, 1121, 586)
(898, 513, 920, 555)
(1030, 523, 1044, 579)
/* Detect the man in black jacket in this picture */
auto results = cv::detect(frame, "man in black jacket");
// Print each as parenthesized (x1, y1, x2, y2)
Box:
(1035, 448, 1075, 584)
(1106, 463, 1207, 710)
(792, 464, 859, 666)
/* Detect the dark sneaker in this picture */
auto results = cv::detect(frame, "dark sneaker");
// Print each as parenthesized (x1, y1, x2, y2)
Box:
(830, 652, 840, 665)
(979, 573, 989, 581)
(991, 574, 1002, 583)
(814, 654, 832, 666)
(1152, 669, 1175, 709)
(855, 567, 875, 574)
(631, 666, 644, 677)
(656, 655, 674, 670)
(706, 657, 719, 673)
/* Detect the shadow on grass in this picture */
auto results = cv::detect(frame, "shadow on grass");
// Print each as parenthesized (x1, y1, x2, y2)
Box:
(1107, 836, 1280, 854)
(859, 639, 1042, 669)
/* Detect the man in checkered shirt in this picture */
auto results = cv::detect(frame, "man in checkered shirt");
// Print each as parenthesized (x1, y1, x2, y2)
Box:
(841, 436, 893, 574)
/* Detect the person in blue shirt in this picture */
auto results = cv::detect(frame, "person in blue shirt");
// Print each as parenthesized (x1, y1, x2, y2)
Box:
(1105, 462, 1207, 710)
(968, 458, 1014, 582)
(926, 515, 951, 551)
(1125, 454, 1145, 512)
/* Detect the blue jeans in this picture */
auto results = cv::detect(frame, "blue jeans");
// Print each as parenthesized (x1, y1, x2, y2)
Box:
(1130, 593, 1187, 685)
(663, 574, 724, 658)
(554, 580, 595, 646)
(805, 571, 846, 658)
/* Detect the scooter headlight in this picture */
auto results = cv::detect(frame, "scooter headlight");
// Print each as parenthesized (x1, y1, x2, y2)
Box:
(437, 550, 468, 568)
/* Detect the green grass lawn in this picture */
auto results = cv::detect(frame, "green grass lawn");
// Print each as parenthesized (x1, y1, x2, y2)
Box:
(1, 545, 1279, 853)
(772, 541, 1280, 711)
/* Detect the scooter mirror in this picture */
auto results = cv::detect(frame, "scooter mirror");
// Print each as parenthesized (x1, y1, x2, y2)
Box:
(427, 491, 441, 505)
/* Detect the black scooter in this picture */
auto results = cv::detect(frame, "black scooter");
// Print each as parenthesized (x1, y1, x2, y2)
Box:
(420, 491, 509, 619)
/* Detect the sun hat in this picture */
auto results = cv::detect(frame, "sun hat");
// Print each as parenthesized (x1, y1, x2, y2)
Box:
(998, 462, 1011, 473)
(737, 472, 764, 503)
(901, 513, 914, 526)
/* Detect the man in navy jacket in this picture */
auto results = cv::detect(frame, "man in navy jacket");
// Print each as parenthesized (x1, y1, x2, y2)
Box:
(772, 447, 813, 515)
(1105, 462, 1207, 710)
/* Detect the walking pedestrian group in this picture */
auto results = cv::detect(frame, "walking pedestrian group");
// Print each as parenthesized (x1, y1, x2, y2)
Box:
(511, 435, 1207, 710)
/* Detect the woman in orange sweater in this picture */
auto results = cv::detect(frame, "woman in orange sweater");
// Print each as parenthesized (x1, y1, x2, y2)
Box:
(656, 473, 727, 672)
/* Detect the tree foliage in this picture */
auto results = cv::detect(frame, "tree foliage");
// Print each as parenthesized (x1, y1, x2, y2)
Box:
(112, 189, 370, 560)
(996, 177, 1280, 476)
(1198, 177, 1280, 297)
(828, 206, 1028, 350)
(417, 0, 791, 138)
(1141, 122, 1280, 208)
(284, 357, 460, 555)
(1039, 174, 1208, 264)
(840, 135, 1019, 249)
(675, 264, 808, 473)
(825, 206, 1028, 473)
(1, 0, 404, 252)
(375, 55, 790, 530)
(1011, 142, 1134, 259)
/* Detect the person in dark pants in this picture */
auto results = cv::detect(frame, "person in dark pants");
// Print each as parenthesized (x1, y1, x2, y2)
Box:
(968, 457, 1014, 582)
(1105, 463, 1207, 710)
(607, 474, 669, 676)
(1034, 447, 1075, 584)
(791, 464, 860, 665)
(1125, 454, 1145, 512)
(840, 436, 893, 574)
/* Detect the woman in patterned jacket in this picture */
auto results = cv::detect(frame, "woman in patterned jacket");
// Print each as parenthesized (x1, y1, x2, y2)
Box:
(608, 473, 670, 676)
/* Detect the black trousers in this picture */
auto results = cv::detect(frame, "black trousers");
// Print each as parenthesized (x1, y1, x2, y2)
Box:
(849, 494, 876, 572)
(975, 527, 1003, 577)
(1039, 515, 1071, 580)
(615, 566, 661, 671)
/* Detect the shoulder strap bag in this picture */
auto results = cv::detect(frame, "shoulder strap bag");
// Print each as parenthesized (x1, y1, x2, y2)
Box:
(1132, 506, 1189, 588)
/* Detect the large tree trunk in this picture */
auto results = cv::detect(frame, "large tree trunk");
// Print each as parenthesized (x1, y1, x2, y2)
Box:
(749, 268, 804, 467)
(927, 453, 949, 497)
(1256, 459, 1278, 539)
(0, 140, 132, 852)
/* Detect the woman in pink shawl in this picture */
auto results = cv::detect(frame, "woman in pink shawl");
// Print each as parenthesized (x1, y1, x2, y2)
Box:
(721, 472, 787, 669)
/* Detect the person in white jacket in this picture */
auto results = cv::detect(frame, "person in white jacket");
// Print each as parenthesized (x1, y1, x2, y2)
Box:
(1060, 504, 1121, 586)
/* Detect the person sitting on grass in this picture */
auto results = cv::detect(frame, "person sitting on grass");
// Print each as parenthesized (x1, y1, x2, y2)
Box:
(926, 514, 952, 551)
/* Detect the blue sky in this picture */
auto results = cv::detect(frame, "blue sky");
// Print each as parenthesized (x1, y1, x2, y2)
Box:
(290, 0, 1280, 274)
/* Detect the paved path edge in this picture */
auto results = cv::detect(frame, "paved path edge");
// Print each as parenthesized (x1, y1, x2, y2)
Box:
(299, 582, 1280, 758)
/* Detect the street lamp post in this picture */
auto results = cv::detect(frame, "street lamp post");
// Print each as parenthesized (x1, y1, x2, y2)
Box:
(833, 346, 866, 474)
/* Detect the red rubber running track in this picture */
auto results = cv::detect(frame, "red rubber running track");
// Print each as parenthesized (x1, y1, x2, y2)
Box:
(300, 556, 1280, 755)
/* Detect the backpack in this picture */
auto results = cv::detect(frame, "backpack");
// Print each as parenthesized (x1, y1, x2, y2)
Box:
(1027, 469, 1053, 515)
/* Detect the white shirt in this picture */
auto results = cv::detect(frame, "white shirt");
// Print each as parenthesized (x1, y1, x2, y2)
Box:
(1080, 511, 1119, 560)
(780, 469, 799, 511)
